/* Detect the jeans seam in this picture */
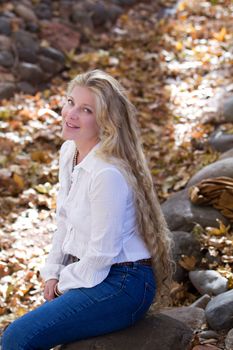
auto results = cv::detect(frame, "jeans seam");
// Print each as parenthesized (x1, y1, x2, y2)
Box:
(87, 271, 129, 302)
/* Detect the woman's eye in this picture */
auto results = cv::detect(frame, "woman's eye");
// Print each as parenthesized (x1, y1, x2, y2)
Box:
(83, 107, 92, 113)
(67, 99, 73, 105)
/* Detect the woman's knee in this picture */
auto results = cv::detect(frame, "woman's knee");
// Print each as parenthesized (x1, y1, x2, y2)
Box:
(2, 318, 25, 350)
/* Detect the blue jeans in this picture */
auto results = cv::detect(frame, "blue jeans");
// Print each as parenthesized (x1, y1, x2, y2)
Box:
(2, 262, 156, 350)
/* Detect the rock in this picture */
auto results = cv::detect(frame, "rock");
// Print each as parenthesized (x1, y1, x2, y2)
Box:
(223, 96, 233, 122)
(88, 2, 109, 27)
(198, 330, 219, 340)
(0, 82, 15, 99)
(0, 35, 12, 51)
(219, 148, 233, 160)
(55, 313, 193, 350)
(71, 3, 94, 32)
(40, 22, 80, 53)
(17, 62, 45, 84)
(25, 21, 40, 33)
(13, 30, 39, 63)
(189, 270, 228, 296)
(191, 294, 211, 309)
(107, 4, 124, 24)
(162, 189, 228, 231)
(209, 130, 233, 152)
(0, 51, 14, 68)
(17, 81, 36, 95)
(225, 328, 233, 350)
(38, 55, 64, 75)
(205, 290, 233, 330)
(160, 306, 206, 330)
(192, 346, 220, 350)
(187, 159, 233, 187)
(14, 4, 38, 23)
(34, 2, 52, 20)
(38, 47, 65, 64)
(171, 231, 202, 283)
(0, 69, 14, 83)
(112, 0, 137, 6)
(0, 17, 11, 35)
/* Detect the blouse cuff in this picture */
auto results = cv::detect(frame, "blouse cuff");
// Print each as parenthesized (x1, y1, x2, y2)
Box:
(39, 263, 65, 282)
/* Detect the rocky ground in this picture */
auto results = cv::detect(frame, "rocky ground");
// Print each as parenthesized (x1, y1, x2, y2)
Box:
(0, 0, 233, 349)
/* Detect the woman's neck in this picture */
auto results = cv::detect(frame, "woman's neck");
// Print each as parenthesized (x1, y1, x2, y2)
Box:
(75, 140, 100, 164)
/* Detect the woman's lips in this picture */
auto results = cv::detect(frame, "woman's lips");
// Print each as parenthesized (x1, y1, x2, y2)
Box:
(66, 121, 80, 129)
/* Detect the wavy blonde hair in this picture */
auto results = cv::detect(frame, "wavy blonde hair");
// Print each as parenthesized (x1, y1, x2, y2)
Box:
(67, 69, 174, 306)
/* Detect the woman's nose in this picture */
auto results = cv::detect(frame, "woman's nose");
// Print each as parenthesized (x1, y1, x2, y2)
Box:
(67, 107, 79, 120)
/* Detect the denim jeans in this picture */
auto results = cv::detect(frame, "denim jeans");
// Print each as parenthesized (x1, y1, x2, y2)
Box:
(2, 262, 156, 350)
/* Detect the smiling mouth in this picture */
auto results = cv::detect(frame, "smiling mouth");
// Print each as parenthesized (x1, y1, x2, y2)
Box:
(66, 122, 80, 129)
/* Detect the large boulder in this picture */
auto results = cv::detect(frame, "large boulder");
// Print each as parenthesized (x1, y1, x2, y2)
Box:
(162, 189, 228, 231)
(160, 306, 206, 330)
(189, 270, 228, 296)
(205, 290, 233, 330)
(187, 159, 233, 187)
(223, 96, 233, 123)
(56, 313, 193, 350)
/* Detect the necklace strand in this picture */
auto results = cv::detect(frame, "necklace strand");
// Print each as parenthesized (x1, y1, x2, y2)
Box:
(72, 148, 79, 172)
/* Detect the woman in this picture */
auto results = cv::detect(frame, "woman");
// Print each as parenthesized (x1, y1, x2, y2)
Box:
(2, 69, 174, 349)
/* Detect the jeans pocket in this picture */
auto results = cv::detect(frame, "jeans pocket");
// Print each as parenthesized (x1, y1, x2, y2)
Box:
(80, 267, 128, 303)
(131, 281, 156, 324)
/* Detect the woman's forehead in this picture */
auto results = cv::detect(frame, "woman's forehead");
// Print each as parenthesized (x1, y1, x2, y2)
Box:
(69, 85, 96, 105)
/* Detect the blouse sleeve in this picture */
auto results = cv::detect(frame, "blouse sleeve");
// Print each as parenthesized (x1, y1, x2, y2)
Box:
(57, 168, 129, 293)
(39, 141, 72, 282)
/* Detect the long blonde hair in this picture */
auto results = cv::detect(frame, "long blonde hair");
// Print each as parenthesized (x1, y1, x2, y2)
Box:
(67, 69, 174, 306)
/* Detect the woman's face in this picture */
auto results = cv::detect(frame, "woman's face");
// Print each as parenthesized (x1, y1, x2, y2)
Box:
(61, 85, 100, 145)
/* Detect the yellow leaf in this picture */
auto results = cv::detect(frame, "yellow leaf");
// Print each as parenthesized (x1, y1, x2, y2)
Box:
(13, 173, 24, 190)
(213, 27, 227, 41)
(175, 41, 183, 51)
(205, 219, 231, 236)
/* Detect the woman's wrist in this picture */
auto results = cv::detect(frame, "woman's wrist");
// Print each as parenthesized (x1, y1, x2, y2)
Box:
(54, 282, 63, 297)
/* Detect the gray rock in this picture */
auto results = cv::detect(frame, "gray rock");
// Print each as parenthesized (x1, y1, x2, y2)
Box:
(187, 158, 233, 187)
(0, 83, 15, 99)
(189, 270, 228, 296)
(34, 2, 52, 19)
(112, 0, 137, 6)
(209, 130, 233, 152)
(162, 188, 228, 231)
(17, 81, 36, 95)
(191, 294, 211, 309)
(171, 231, 202, 282)
(160, 306, 206, 330)
(0, 35, 12, 51)
(205, 290, 233, 330)
(14, 4, 38, 23)
(38, 47, 65, 64)
(225, 328, 233, 350)
(219, 148, 233, 160)
(199, 330, 219, 340)
(38, 55, 63, 75)
(0, 51, 14, 68)
(17, 62, 45, 84)
(56, 313, 193, 350)
(13, 30, 39, 63)
(223, 96, 233, 122)
(0, 17, 11, 36)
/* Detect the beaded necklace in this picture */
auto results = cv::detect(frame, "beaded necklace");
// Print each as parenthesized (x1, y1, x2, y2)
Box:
(72, 147, 79, 172)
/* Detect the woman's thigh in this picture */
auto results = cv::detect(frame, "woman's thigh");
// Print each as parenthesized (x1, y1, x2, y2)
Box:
(2, 264, 156, 350)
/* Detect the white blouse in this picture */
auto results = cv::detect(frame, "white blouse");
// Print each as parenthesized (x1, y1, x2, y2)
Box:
(39, 140, 151, 294)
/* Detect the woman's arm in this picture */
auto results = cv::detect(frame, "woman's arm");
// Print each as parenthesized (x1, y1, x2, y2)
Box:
(39, 141, 73, 282)
(56, 168, 129, 294)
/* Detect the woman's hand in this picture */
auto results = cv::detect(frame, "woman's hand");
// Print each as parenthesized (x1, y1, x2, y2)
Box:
(44, 279, 59, 301)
